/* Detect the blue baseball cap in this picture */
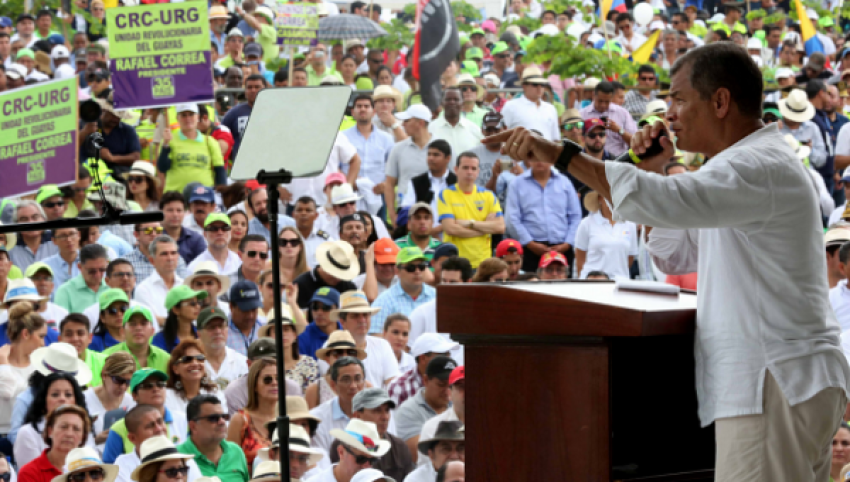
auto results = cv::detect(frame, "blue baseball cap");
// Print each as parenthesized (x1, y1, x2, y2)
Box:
(47, 34, 65, 45)
(433, 243, 459, 260)
(310, 286, 340, 308)
(0, 17, 12, 28)
(188, 185, 215, 204)
(230, 280, 262, 311)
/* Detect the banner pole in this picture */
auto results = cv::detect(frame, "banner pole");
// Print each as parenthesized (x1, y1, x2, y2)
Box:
(288, 46, 295, 86)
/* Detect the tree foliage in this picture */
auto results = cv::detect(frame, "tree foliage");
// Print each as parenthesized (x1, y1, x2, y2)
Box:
(366, 17, 414, 50)
(526, 33, 640, 81)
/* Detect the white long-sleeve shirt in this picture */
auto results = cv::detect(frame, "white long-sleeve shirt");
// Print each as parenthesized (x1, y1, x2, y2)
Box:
(608, 123, 850, 426)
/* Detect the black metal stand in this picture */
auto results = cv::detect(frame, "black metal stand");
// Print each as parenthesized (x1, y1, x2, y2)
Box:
(256, 168, 293, 481)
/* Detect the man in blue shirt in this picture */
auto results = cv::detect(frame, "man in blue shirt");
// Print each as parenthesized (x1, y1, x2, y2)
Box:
(370, 247, 436, 334)
(42, 227, 81, 296)
(342, 95, 395, 187)
(79, 94, 141, 176)
(221, 74, 266, 159)
(227, 280, 264, 356)
(298, 287, 341, 359)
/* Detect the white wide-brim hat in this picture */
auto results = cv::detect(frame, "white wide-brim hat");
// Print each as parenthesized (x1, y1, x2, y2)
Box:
(121, 161, 160, 187)
(183, 261, 231, 293)
(315, 240, 360, 281)
(31, 342, 92, 386)
(51, 447, 119, 482)
(330, 419, 391, 458)
(4, 278, 48, 306)
(131, 436, 195, 481)
(779, 89, 815, 123)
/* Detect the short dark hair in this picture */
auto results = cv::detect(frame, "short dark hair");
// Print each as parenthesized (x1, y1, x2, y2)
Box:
(611, 81, 625, 92)
(160, 191, 186, 209)
(295, 196, 317, 208)
(541, 9, 556, 18)
(274, 70, 288, 84)
(615, 12, 634, 24)
(456, 151, 479, 168)
(839, 241, 850, 264)
(806, 79, 827, 100)
(441, 256, 473, 281)
(239, 234, 268, 252)
(586, 270, 610, 279)
(245, 73, 267, 86)
(350, 0, 365, 11)
(595, 81, 615, 95)
(764, 25, 781, 36)
(80, 243, 108, 264)
(197, 104, 209, 118)
(125, 405, 161, 433)
(353, 94, 374, 108)
(59, 313, 90, 334)
(670, 43, 763, 119)
(106, 258, 133, 277)
(428, 139, 452, 158)
(187, 394, 222, 422)
(330, 356, 364, 382)
(672, 12, 687, 24)
(638, 64, 657, 77)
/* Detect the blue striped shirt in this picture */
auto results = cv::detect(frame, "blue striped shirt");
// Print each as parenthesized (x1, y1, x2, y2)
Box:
(369, 282, 436, 334)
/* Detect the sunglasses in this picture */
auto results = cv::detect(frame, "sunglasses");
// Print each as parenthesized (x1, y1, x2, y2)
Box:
(181, 300, 201, 308)
(105, 305, 129, 315)
(141, 226, 164, 235)
(68, 469, 106, 482)
(460, 86, 477, 93)
(205, 225, 232, 233)
(261, 375, 278, 385)
(330, 349, 359, 357)
(562, 122, 584, 130)
(127, 176, 147, 184)
(311, 301, 333, 312)
(495, 53, 510, 59)
(139, 380, 166, 390)
(278, 238, 302, 247)
(158, 467, 189, 479)
(110, 272, 134, 279)
(246, 251, 269, 259)
(586, 132, 606, 140)
(400, 263, 429, 273)
(178, 354, 206, 364)
(194, 413, 231, 423)
(343, 444, 378, 465)
(43, 201, 65, 208)
(337, 201, 356, 207)
(110, 375, 131, 386)
(763, 115, 779, 123)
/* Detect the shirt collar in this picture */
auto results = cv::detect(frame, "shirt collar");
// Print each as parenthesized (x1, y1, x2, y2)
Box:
(179, 131, 204, 143)
(430, 170, 450, 182)
(331, 397, 349, 421)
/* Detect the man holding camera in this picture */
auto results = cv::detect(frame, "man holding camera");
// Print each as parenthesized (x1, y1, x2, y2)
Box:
(579, 81, 637, 157)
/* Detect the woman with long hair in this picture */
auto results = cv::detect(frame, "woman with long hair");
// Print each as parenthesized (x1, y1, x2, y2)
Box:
(164, 340, 227, 415)
(151, 286, 206, 352)
(357, 211, 379, 247)
(122, 162, 161, 212)
(277, 226, 308, 283)
(470, 258, 509, 282)
(89, 289, 129, 352)
(83, 352, 136, 448)
(574, 191, 638, 280)
(228, 210, 249, 253)
(382, 314, 414, 373)
(257, 311, 317, 393)
(16, 373, 94, 467)
(226, 357, 278, 468)
(0, 303, 47, 434)
(17, 405, 91, 482)
(375, 66, 394, 86)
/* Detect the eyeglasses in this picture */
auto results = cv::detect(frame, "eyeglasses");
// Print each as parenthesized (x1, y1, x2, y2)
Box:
(68, 468, 106, 482)
(261, 375, 278, 385)
(105, 304, 129, 315)
(336, 201, 356, 207)
(586, 132, 606, 140)
(400, 263, 429, 273)
(43, 201, 65, 208)
(246, 251, 269, 259)
(110, 271, 134, 279)
(141, 226, 164, 235)
(337, 375, 365, 386)
(194, 413, 231, 423)
(311, 301, 333, 312)
(86, 267, 107, 276)
(343, 444, 377, 465)
(278, 238, 302, 247)
(110, 375, 131, 386)
(368, 57, 383, 63)
(206, 225, 232, 233)
(460, 86, 477, 93)
(53, 233, 78, 241)
(158, 467, 189, 479)
(177, 354, 206, 364)
(127, 176, 147, 184)
(562, 121, 584, 130)
(181, 300, 201, 308)
(330, 349, 359, 357)
(763, 115, 779, 123)
(138, 380, 166, 390)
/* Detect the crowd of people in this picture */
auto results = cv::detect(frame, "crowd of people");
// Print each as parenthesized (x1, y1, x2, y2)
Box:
(5, 0, 850, 479)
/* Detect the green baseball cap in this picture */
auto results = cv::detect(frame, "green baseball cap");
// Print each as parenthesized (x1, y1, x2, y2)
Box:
(466, 47, 484, 60)
(470, 28, 485, 37)
(819, 17, 834, 28)
(130, 368, 168, 393)
(197, 306, 228, 329)
(490, 41, 510, 56)
(165, 285, 208, 311)
(123, 305, 154, 325)
(17, 48, 34, 60)
(99, 288, 130, 311)
(763, 107, 782, 118)
(638, 115, 664, 127)
(25, 262, 53, 278)
(203, 212, 231, 228)
(355, 76, 374, 90)
(396, 246, 427, 265)
(460, 60, 480, 76)
(36, 185, 63, 204)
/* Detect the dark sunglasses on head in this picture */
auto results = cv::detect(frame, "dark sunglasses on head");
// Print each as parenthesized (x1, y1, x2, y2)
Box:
(127, 176, 147, 184)
(246, 251, 269, 259)
(562, 121, 584, 130)
(278, 238, 302, 247)
(400, 263, 429, 273)
(205, 225, 232, 233)
(43, 201, 65, 208)
(178, 354, 206, 364)
(262, 375, 278, 385)
(158, 466, 189, 479)
(68, 468, 105, 482)
(343, 444, 378, 465)
(330, 349, 359, 357)
(105, 304, 129, 315)
(110, 375, 131, 386)
(586, 132, 606, 140)
(141, 226, 164, 235)
(194, 413, 231, 423)
(311, 301, 333, 312)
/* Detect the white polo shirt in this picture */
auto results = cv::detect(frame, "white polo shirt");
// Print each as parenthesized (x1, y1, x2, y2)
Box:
(500, 96, 561, 142)
(364, 335, 401, 388)
(134, 271, 185, 318)
(428, 117, 484, 157)
(186, 249, 243, 277)
(205, 347, 249, 390)
(574, 211, 638, 280)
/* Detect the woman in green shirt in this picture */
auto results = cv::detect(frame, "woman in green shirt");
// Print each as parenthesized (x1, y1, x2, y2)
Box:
(157, 104, 227, 194)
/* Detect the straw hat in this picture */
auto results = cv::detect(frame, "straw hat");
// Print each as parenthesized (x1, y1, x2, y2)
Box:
(249, 462, 282, 482)
(329, 291, 380, 320)
(121, 161, 160, 187)
(779, 89, 815, 123)
(51, 447, 118, 482)
(258, 305, 303, 337)
(315, 330, 368, 361)
(520, 66, 549, 85)
(259, 425, 324, 466)
(209, 5, 229, 19)
(315, 241, 360, 281)
(96, 93, 133, 120)
(372, 85, 403, 107)
(4, 278, 48, 306)
(641, 99, 668, 120)
(30, 342, 93, 387)
(286, 396, 322, 433)
(330, 419, 391, 458)
(583, 191, 601, 213)
(183, 261, 231, 293)
(456, 73, 485, 101)
(131, 436, 194, 481)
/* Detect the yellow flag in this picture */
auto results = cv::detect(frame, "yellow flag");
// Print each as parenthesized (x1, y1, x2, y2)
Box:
(632, 29, 661, 64)
(600, 0, 614, 24)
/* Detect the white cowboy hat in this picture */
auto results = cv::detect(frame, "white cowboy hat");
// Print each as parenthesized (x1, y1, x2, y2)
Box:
(329, 291, 380, 320)
(456, 73, 486, 101)
(315, 241, 360, 281)
(0, 221, 17, 250)
(372, 85, 403, 107)
(315, 330, 368, 361)
(331, 184, 362, 205)
(263, 425, 324, 466)
(121, 161, 160, 187)
(131, 436, 195, 481)
(779, 89, 815, 123)
(183, 261, 231, 293)
(351, 469, 396, 482)
(4, 278, 48, 306)
(52, 447, 119, 482)
(784, 134, 812, 160)
(30, 342, 93, 386)
(330, 419, 391, 458)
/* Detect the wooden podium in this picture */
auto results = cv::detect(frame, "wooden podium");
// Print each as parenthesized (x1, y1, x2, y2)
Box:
(437, 280, 715, 482)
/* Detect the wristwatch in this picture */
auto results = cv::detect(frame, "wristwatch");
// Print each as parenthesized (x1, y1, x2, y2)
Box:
(554, 139, 584, 174)
(618, 128, 625, 135)
(470, 219, 475, 229)
(391, 121, 402, 130)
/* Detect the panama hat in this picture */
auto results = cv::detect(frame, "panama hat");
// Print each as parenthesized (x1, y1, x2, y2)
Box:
(315, 330, 368, 361)
(258, 305, 303, 337)
(0, 221, 17, 250)
(315, 241, 360, 281)
(779, 89, 815, 123)
(641, 99, 668, 120)
(121, 161, 160, 187)
(331, 184, 362, 205)
(4, 278, 48, 306)
(329, 291, 380, 320)
(249, 462, 282, 482)
(131, 436, 194, 481)
(30, 342, 93, 386)
(262, 425, 324, 466)
(330, 419, 391, 458)
(372, 85, 403, 107)
(351, 469, 396, 482)
(209, 5, 228, 19)
(52, 447, 118, 482)
(285, 396, 322, 434)
(456, 73, 485, 101)
(183, 261, 231, 293)
(520, 66, 549, 85)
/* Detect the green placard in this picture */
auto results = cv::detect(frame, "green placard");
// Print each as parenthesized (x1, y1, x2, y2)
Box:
(275, 2, 319, 47)
(107, 4, 210, 59)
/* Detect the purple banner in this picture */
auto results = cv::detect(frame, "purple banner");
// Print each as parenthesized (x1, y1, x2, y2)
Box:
(110, 52, 214, 110)
(0, 136, 78, 198)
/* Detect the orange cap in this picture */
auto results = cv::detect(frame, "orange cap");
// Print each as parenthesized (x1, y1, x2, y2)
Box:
(374, 238, 400, 264)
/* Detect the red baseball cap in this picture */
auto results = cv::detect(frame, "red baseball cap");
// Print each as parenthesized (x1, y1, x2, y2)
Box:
(495, 238, 523, 258)
(539, 251, 568, 268)
(583, 118, 606, 136)
(449, 365, 465, 386)
(245, 180, 266, 191)
(374, 238, 400, 264)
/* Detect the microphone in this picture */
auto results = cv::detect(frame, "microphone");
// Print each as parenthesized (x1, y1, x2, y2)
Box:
(615, 128, 670, 164)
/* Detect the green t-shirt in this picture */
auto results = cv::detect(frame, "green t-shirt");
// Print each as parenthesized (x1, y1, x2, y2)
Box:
(177, 439, 249, 482)
(86, 349, 106, 387)
(215, 55, 241, 70)
(103, 342, 171, 373)
(164, 132, 224, 193)
(306, 64, 343, 86)
(257, 24, 280, 68)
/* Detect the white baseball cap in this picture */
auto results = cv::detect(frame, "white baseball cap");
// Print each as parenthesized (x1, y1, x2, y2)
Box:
(411, 333, 459, 358)
(6, 63, 26, 80)
(774, 67, 794, 79)
(395, 104, 432, 123)
(175, 103, 199, 114)
(51, 45, 70, 59)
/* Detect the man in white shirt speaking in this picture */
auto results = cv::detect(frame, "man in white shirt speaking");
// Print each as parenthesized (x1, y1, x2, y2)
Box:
(487, 42, 850, 481)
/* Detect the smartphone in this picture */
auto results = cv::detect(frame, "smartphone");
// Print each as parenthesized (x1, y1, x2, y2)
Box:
(600, 116, 608, 126)
(499, 159, 512, 171)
